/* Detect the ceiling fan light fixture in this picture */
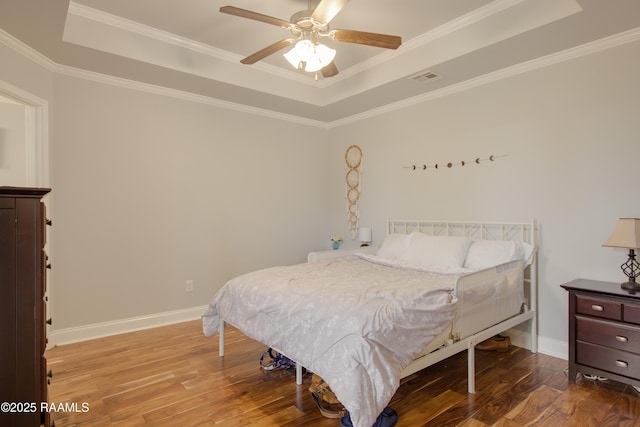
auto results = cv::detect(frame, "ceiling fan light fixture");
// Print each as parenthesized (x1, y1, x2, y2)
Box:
(295, 39, 315, 62)
(283, 46, 302, 68)
(284, 40, 336, 73)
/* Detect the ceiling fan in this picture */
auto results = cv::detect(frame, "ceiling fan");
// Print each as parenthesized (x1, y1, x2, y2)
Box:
(219, 0, 402, 78)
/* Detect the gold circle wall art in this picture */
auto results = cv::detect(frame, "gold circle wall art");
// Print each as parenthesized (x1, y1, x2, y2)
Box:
(345, 145, 362, 240)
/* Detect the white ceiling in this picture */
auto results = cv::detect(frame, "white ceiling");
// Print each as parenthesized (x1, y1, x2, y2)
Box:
(1, 0, 640, 124)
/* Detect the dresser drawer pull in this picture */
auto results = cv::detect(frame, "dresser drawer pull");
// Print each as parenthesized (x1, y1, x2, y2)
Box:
(616, 335, 629, 342)
(615, 360, 629, 368)
(591, 304, 604, 311)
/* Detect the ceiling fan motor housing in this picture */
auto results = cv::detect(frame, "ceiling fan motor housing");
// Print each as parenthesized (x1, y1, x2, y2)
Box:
(290, 9, 329, 37)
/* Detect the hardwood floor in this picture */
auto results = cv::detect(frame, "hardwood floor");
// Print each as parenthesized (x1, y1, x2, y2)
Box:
(47, 320, 640, 426)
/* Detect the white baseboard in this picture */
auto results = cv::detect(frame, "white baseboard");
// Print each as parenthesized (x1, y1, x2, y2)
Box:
(48, 305, 208, 347)
(506, 327, 532, 350)
(507, 328, 568, 361)
(537, 335, 568, 360)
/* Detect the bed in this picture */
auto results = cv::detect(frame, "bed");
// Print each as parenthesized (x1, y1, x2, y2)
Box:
(202, 219, 538, 427)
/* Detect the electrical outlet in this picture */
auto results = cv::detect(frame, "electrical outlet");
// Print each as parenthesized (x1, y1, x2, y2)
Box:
(185, 280, 194, 292)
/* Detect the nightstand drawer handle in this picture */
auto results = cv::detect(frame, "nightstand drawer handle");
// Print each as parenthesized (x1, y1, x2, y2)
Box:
(616, 335, 629, 342)
(615, 360, 629, 368)
(591, 304, 604, 311)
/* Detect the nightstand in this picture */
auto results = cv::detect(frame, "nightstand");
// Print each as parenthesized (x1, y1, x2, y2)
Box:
(562, 278, 640, 387)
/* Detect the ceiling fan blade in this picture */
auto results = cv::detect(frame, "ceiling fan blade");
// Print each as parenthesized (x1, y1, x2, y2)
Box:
(321, 61, 339, 78)
(220, 6, 291, 29)
(240, 39, 296, 65)
(312, 0, 349, 24)
(331, 29, 401, 49)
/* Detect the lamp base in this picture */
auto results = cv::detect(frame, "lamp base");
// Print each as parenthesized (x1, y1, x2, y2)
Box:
(621, 281, 640, 291)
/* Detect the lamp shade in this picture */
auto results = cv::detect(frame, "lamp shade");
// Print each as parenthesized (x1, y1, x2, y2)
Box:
(603, 218, 640, 249)
(358, 227, 372, 243)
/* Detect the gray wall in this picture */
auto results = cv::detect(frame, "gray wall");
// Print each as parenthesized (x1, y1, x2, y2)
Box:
(50, 74, 332, 329)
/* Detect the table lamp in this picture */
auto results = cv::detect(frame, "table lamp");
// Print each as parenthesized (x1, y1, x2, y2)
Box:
(603, 218, 640, 291)
(358, 227, 372, 247)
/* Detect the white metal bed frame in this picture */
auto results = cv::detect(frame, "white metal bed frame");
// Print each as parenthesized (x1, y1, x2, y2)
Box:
(218, 219, 538, 394)
(389, 219, 538, 393)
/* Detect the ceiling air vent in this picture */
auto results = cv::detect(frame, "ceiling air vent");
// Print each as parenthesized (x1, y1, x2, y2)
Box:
(409, 70, 442, 83)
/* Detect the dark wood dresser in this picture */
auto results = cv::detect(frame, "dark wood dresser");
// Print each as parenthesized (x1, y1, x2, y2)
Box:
(0, 187, 52, 426)
(562, 278, 640, 388)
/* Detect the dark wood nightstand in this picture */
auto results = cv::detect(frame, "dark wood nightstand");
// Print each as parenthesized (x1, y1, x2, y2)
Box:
(562, 278, 640, 388)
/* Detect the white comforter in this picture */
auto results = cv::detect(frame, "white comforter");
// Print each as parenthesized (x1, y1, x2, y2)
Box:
(202, 255, 460, 427)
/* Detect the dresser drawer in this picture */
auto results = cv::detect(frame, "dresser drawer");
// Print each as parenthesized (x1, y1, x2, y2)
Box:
(577, 341, 640, 379)
(576, 294, 621, 320)
(576, 316, 640, 353)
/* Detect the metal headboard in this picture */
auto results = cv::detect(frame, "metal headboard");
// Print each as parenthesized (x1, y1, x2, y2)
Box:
(387, 219, 538, 248)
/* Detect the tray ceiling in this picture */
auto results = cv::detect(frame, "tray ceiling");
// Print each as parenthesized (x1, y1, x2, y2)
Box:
(1, 0, 639, 125)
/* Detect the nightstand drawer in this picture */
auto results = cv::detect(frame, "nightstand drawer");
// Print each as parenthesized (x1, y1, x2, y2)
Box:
(577, 341, 640, 378)
(576, 294, 621, 320)
(576, 316, 640, 353)
(624, 303, 640, 325)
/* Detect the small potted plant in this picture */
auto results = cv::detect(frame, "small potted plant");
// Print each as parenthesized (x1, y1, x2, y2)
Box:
(331, 235, 343, 250)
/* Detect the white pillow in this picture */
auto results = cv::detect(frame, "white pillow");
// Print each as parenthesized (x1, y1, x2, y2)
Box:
(376, 233, 412, 259)
(463, 240, 535, 270)
(400, 232, 471, 268)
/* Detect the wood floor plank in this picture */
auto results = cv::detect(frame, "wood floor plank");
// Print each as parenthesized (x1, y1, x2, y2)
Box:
(455, 418, 489, 427)
(47, 320, 640, 426)
(503, 384, 561, 424)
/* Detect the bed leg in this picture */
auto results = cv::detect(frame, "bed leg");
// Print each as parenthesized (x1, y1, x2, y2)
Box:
(296, 363, 303, 385)
(468, 344, 476, 394)
(219, 320, 225, 357)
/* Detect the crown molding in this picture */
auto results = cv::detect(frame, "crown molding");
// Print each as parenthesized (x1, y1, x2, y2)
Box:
(0, 27, 329, 127)
(66, 2, 319, 88)
(402, 0, 526, 53)
(2, 26, 639, 129)
(0, 29, 57, 72)
(67, 2, 238, 64)
(339, 0, 526, 81)
(328, 26, 640, 128)
(55, 63, 331, 129)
